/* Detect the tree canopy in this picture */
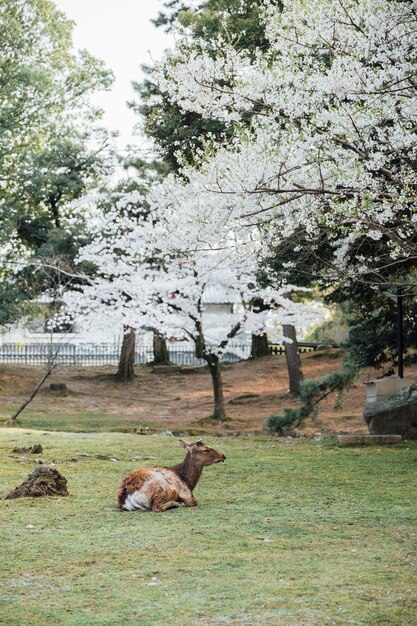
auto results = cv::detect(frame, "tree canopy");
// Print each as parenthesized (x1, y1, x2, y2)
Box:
(0, 0, 114, 325)
(0, 0, 113, 249)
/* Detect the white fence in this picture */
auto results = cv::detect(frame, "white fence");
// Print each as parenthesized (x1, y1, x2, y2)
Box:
(0, 343, 252, 366)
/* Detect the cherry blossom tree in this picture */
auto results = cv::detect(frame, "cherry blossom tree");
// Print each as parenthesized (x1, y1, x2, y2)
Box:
(71, 185, 315, 420)
(155, 0, 417, 288)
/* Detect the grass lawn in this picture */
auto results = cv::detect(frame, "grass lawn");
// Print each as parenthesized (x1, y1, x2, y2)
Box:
(0, 429, 416, 625)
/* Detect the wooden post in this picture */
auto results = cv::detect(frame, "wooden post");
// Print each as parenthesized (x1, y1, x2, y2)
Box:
(397, 288, 404, 379)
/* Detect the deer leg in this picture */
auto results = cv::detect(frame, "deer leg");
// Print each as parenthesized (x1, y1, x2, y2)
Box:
(152, 500, 184, 513)
(182, 496, 198, 507)
(178, 488, 198, 507)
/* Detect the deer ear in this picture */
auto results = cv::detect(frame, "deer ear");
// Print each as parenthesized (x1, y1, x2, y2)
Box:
(195, 439, 205, 447)
(179, 439, 191, 449)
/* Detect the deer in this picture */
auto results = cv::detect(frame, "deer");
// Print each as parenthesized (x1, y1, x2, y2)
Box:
(118, 439, 226, 512)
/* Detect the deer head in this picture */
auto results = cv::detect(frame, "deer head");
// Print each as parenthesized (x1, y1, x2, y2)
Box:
(179, 439, 226, 466)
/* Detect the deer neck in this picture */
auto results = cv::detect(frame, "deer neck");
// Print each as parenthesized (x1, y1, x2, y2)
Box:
(171, 454, 204, 491)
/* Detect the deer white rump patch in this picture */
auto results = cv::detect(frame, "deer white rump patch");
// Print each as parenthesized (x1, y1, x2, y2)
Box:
(122, 490, 150, 511)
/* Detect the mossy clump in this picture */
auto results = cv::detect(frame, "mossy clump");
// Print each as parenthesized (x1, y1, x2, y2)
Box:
(5, 466, 68, 499)
(12, 444, 43, 454)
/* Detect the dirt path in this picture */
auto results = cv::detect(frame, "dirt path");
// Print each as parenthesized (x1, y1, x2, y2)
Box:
(1, 350, 415, 435)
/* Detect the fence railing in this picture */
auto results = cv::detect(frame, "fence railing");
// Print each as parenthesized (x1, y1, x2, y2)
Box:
(268, 341, 331, 355)
(0, 343, 252, 367)
(0, 341, 334, 366)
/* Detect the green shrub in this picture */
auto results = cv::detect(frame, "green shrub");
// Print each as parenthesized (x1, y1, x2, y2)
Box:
(266, 362, 359, 433)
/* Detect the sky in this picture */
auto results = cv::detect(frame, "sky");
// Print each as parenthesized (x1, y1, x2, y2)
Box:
(53, 0, 174, 152)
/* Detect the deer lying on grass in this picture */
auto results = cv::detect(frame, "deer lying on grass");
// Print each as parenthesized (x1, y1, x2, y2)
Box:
(118, 439, 226, 512)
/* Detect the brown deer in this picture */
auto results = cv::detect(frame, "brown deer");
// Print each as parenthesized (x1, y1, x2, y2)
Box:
(118, 439, 226, 512)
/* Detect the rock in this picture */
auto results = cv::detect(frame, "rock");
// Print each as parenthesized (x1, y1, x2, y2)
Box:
(12, 444, 43, 454)
(363, 384, 417, 439)
(133, 427, 152, 435)
(96, 454, 120, 461)
(5, 466, 69, 499)
(159, 430, 174, 436)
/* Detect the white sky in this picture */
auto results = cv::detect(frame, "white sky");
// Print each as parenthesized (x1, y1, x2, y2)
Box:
(53, 0, 174, 152)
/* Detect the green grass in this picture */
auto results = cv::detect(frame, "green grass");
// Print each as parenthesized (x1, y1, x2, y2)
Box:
(0, 429, 416, 625)
(0, 411, 162, 433)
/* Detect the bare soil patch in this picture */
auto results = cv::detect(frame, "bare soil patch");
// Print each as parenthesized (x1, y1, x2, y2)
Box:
(1, 350, 416, 435)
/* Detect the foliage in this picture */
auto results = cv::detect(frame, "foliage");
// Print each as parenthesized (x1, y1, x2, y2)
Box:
(132, 0, 268, 171)
(0, 0, 114, 326)
(15, 135, 111, 232)
(0, 282, 30, 327)
(267, 361, 359, 433)
(0, 223, 96, 329)
(152, 1, 207, 32)
(155, 0, 270, 53)
(304, 305, 346, 346)
(0, 3, 112, 214)
(0, 0, 112, 242)
(327, 280, 417, 373)
(131, 69, 229, 172)
(155, 0, 416, 286)
(266, 407, 309, 433)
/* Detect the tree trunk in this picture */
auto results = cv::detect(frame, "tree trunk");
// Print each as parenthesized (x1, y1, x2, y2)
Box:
(250, 298, 270, 359)
(116, 327, 136, 382)
(282, 324, 304, 396)
(10, 368, 54, 422)
(251, 333, 270, 359)
(205, 354, 227, 421)
(152, 331, 170, 365)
